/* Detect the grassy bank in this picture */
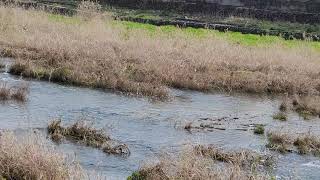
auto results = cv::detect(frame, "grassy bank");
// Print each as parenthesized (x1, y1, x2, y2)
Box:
(112, 7, 320, 40)
(47, 13, 320, 50)
(20, 0, 320, 41)
(1, 3, 320, 100)
(0, 131, 84, 179)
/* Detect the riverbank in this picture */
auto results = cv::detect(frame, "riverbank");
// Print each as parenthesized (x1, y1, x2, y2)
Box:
(2, 56, 320, 179)
(10, 0, 320, 41)
(1, 3, 320, 100)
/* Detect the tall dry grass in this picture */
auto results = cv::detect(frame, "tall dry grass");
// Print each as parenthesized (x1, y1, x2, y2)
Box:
(0, 3, 320, 99)
(129, 147, 270, 180)
(0, 131, 85, 179)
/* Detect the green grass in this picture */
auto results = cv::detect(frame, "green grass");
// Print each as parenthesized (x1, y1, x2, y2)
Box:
(253, 125, 265, 135)
(223, 17, 320, 34)
(47, 14, 81, 24)
(117, 21, 320, 51)
(273, 112, 288, 121)
(46, 13, 320, 51)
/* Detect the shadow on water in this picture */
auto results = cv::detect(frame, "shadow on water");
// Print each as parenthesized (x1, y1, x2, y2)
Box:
(1, 58, 320, 179)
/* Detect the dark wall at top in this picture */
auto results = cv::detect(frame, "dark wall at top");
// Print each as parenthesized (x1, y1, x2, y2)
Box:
(103, 0, 320, 12)
(102, 0, 320, 23)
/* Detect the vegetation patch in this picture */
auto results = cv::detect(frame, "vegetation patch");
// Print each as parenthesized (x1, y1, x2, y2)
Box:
(254, 125, 265, 135)
(9, 62, 73, 84)
(128, 146, 271, 180)
(291, 96, 320, 119)
(278, 95, 320, 120)
(1, 4, 320, 101)
(272, 112, 287, 121)
(48, 120, 130, 155)
(0, 131, 84, 179)
(267, 131, 320, 155)
(194, 145, 274, 169)
(293, 135, 320, 155)
(0, 82, 29, 102)
(266, 132, 293, 153)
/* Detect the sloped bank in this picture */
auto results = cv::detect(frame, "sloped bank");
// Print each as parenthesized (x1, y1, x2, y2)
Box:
(117, 16, 320, 41)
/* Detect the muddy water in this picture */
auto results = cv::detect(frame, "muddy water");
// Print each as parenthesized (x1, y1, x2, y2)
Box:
(1, 57, 320, 179)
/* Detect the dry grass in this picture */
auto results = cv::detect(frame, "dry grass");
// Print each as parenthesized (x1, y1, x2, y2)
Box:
(293, 135, 320, 155)
(0, 131, 84, 179)
(0, 4, 320, 100)
(11, 84, 29, 102)
(267, 131, 320, 155)
(194, 145, 273, 169)
(76, 0, 102, 21)
(128, 147, 270, 180)
(48, 119, 130, 155)
(0, 82, 28, 102)
(278, 95, 320, 119)
(48, 119, 110, 146)
(292, 96, 320, 118)
(266, 131, 293, 153)
(0, 83, 10, 101)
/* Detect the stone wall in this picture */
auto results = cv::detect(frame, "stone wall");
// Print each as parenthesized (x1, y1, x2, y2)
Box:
(102, 0, 320, 23)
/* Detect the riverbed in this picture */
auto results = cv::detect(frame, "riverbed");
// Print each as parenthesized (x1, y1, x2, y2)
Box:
(0, 57, 320, 179)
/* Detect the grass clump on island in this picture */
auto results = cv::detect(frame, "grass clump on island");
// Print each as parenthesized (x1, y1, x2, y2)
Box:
(267, 131, 320, 155)
(254, 125, 265, 135)
(128, 145, 272, 180)
(0, 131, 84, 179)
(194, 145, 274, 168)
(48, 119, 130, 155)
(272, 112, 287, 121)
(278, 95, 320, 120)
(1, 2, 320, 100)
(293, 135, 320, 155)
(266, 132, 292, 153)
(0, 82, 29, 102)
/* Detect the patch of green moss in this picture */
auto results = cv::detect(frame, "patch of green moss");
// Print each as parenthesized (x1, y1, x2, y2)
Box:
(127, 172, 146, 180)
(272, 112, 287, 121)
(253, 125, 265, 135)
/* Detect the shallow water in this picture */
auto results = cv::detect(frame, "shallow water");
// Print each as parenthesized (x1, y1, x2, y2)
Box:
(1, 57, 320, 179)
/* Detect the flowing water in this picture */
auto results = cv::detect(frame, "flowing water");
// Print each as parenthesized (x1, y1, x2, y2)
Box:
(1, 57, 320, 179)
